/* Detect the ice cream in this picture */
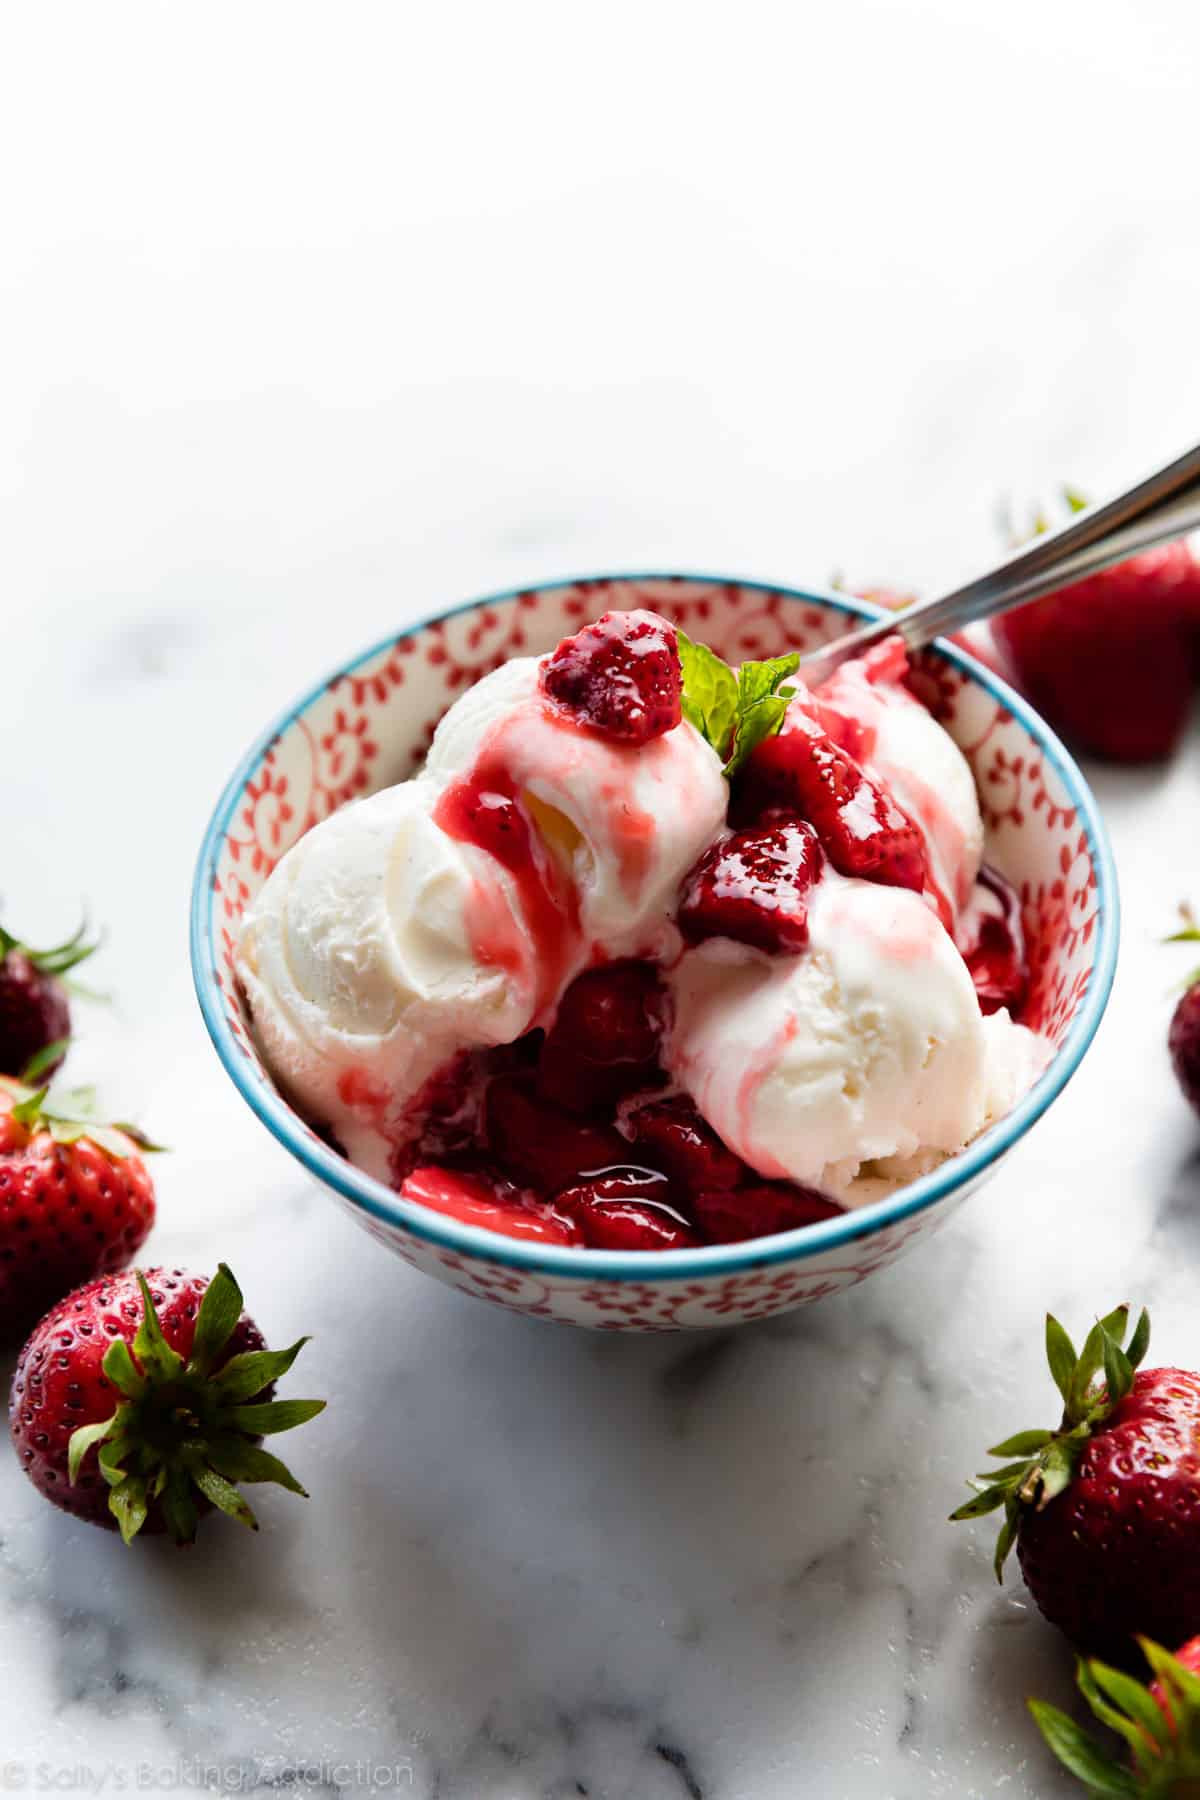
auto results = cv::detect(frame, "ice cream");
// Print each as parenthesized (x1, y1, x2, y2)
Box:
(665, 874, 1043, 1202)
(235, 778, 541, 1180)
(236, 606, 1048, 1246)
(426, 656, 728, 961)
(236, 625, 727, 1181)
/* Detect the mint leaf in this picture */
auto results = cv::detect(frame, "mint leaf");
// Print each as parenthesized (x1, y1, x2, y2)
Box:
(678, 631, 801, 779)
(678, 630, 738, 760)
(724, 653, 800, 778)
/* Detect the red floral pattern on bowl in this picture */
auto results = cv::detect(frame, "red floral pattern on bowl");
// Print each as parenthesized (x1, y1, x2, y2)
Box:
(192, 576, 1118, 1331)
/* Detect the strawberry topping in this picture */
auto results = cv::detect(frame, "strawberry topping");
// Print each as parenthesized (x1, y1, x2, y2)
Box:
(731, 706, 925, 892)
(540, 609, 683, 745)
(554, 1169, 699, 1250)
(536, 962, 667, 1114)
(677, 820, 824, 954)
(690, 1183, 843, 1243)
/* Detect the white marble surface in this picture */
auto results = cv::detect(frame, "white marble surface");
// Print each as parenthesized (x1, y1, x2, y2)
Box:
(4, 4, 1200, 1794)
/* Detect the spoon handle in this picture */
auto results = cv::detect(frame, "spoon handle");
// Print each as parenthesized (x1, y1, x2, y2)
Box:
(799, 440, 1200, 685)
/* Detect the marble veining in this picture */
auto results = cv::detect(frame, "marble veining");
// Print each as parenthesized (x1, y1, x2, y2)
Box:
(5, 2, 1200, 1792)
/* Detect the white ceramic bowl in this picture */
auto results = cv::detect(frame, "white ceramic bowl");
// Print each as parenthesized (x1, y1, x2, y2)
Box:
(191, 575, 1118, 1331)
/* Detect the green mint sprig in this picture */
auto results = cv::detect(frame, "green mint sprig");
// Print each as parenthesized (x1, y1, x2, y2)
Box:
(677, 630, 800, 779)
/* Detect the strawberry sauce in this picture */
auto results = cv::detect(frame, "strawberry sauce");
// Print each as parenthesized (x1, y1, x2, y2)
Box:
(434, 748, 580, 1018)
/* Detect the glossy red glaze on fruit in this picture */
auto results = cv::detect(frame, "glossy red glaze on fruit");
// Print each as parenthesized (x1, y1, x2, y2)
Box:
(536, 962, 666, 1113)
(677, 821, 824, 954)
(994, 542, 1200, 764)
(484, 1072, 631, 1192)
(554, 1169, 699, 1249)
(8, 1268, 265, 1529)
(0, 951, 69, 1082)
(0, 1092, 156, 1345)
(731, 708, 926, 892)
(401, 1163, 581, 1245)
(958, 864, 1029, 1018)
(628, 1095, 748, 1191)
(1016, 1367, 1200, 1660)
(540, 609, 682, 745)
(1169, 985, 1200, 1122)
(691, 1183, 843, 1244)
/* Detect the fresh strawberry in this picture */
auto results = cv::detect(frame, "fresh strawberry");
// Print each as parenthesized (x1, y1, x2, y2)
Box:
(1030, 1635, 1200, 1793)
(1167, 910, 1200, 1121)
(691, 1183, 842, 1244)
(0, 1076, 159, 1343)
(553, 1169, 699, 1249)
(1169, 986, 1200, 1122)
(952, 1304, 1200, 1662)
(626, 1095, 749, 1192)
(677, 820, 824, 954)
(540, 609, 682, 745)
(536, 962, 666, 1114)
(732, 707, 925, 893)
(9, 1263, 324, 1542)
(994, 539, 1200, 763)
(484, 1072, 629, 1192)
(0, 919, 99, 1082)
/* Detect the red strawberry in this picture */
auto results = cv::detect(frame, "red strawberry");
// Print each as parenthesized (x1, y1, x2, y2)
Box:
(0, 919, 99, 1082)
(1030, 1635, 1200, 1793)
(953, 1304, 1200, 1662)
(540, 609, 683, 745)
(677, 821, 824, 954)
(0, 1076, 159, 1343)
(536, 961, 666, 1114)
(994, 540, 1200, 763)
(691, 1183, 842, 1244)
(1167, 913, 1200, 1120)
(732, 708, 925, 893)
(1169, 984, 1200, 1122)
(484, 1072, 630, 1192)
(553, 1169, 699, 1250)
(627, 1095, 748, 1192)
(9, 1263, 324, 1542)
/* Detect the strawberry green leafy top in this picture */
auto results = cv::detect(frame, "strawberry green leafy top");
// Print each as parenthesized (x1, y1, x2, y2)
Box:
(950, 1303, 1151, 1579)
(68, 1264, 325, 1545)
(1030, 1639, 1200, 1797)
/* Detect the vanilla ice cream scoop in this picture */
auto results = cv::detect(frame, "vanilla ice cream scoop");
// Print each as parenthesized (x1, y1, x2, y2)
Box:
(666, 873, 1039, 1199)
(236, 778, 539, 1180)
(426, 656, 728, 960)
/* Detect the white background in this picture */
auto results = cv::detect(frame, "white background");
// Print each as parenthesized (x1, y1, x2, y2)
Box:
(3, 5, 1200, 1796)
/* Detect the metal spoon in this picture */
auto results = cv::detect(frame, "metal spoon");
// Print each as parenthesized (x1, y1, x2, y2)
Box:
(799, 439, 1200, 686)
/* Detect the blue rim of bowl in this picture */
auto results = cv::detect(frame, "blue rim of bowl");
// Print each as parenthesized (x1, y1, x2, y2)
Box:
(190, 573, 1120, 1281)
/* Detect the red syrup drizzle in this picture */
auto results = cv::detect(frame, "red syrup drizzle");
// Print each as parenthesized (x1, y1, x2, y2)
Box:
(433, 748, 581, 1019)
(958, 864, 1030, 1018)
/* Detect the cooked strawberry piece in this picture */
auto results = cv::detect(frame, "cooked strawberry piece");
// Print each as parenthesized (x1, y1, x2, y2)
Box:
(401, 1162, 582, 1245)
(731, 708, 925, 893)
(554, 1168, 699, 1250)
(959, 864, 1029, 1017)
(677, 821, 824, 954)
(994, 541, 1200, 764)
(540, 609, 683, 745)
(484, 1072, 630, 1191)
(536, 961, 667, 1113)
(691, 1183, 842, 1244)
(627, 1094, 748, 1191)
